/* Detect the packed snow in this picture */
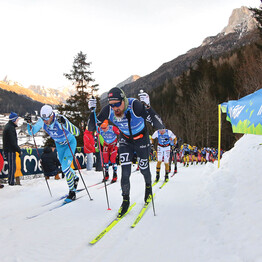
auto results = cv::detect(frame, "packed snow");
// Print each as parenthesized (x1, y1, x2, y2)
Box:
(1, 134, 262, 262)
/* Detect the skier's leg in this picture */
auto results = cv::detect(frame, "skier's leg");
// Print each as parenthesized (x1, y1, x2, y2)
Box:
(118, 139, 133, 216)
(56, 138, 78, 192)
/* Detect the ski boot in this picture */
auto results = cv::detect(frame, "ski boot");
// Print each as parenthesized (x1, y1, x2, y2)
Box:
(118, 195, 130, 217)
(74, 177, 79, 190)
(144, 184, 152, 203)
(164, 175, 169, 182)
(111, 172, 117, 183)
(65, 190, 76, 203)
(154, 174, 160, 182)
(102, 171, 109, 182)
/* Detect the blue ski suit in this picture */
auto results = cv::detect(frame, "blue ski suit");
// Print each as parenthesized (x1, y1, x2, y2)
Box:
(27, 114, 80, 191)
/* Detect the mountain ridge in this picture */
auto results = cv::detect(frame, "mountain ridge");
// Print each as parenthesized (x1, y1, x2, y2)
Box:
(101, 6, 259, 103)
(0, 81, 75, 105)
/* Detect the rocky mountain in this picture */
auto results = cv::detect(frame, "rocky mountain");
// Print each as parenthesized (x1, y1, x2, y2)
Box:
(0, 80, 75, 105)
(116, 75, 140, 88)
(100, 74, 140, 102)
(28, 85, 76, 104)
(101, 6, 258, 102)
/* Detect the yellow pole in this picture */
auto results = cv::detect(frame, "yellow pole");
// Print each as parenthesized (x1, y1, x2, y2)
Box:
(218, 104, 221, 168)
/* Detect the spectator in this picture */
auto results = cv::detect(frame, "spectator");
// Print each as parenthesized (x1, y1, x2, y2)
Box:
(14, 152, 22, 185)
(94, 132, 104, 172)
(40, 147, 61, 179)
(2, 112, 21, 186)
(83, 127, 95, 171)
(0, 152, 4, 188)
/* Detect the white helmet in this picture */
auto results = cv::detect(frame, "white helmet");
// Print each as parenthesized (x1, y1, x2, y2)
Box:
(40, 105, 53, 119)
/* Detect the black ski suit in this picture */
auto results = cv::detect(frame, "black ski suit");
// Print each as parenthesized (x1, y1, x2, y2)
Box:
(2, 120, 21, 185)
(88, 98, 164, 197)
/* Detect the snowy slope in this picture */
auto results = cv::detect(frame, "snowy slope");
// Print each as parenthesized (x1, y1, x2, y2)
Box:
(1, 134, 262, 262)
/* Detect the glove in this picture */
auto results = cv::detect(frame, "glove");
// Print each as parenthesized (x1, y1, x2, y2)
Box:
(138, 90, 150, 107)
(88, 98, 97, 110)
(57, 115, 66, 124)
(24, 113, 32, 123)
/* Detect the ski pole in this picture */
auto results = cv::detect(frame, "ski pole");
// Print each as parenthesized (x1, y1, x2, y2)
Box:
(60, 124, 93, 201)
(151, 185, 156, 216)
(93, 108, 111, 210)
(29, 124, 52, 197)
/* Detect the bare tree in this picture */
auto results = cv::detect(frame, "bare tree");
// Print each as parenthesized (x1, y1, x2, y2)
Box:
(189, 79, 218, 147)
(235, 46, 262, 96)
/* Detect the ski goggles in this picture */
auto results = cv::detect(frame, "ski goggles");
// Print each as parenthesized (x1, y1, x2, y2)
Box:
(109, 101, 122, 108)
(41, 113, 53, 121)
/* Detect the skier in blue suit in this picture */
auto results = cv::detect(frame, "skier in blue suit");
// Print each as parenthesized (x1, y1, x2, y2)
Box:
(25, 105, 80, 201)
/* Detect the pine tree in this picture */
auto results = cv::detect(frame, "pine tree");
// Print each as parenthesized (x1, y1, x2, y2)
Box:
(249, 6, 262, 36)
(249, 6, 262, 51)
(57, 51, 99, 146)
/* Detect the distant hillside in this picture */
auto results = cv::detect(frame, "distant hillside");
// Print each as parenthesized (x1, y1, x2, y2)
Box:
(0, 88, 44, 116)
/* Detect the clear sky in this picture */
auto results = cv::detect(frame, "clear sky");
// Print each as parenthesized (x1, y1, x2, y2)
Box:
(0, 0, 259, 95)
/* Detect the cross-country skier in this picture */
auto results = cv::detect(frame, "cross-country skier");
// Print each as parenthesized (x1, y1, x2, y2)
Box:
(99, 119, 120, 183)
(87, 87, 165, 216)
(24, 105, 80, 201)
(151, 129, 176, 182)
(191, 146, 199, 165)
(181, 143, 192, 167)
(200, 147, 207, 164)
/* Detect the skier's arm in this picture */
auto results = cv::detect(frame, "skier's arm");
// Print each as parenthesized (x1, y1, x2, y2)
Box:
(87, 106, 110, 132)
(8, 128, 21, 154)
(151, 130, 158, 143)
(56, 115, 80, 136)
(64, 118, 80, 137)
(133, 100, 165, 129)
(167, 130, 176, 142)
(27, 118, 43, 135)
(113, 126, 120, 135)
